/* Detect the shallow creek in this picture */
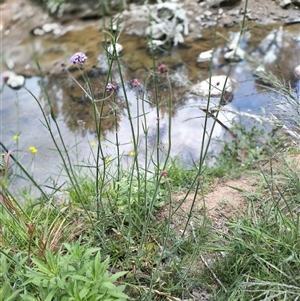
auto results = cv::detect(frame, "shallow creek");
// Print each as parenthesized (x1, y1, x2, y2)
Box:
(1, 21, 300, 193)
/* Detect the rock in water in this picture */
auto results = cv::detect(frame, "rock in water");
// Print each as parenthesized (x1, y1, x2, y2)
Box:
(294, 65, 300, 79)
(190, 75, 236, 105)
(197, 49, 214, 62)
(2, 71, 25, 90)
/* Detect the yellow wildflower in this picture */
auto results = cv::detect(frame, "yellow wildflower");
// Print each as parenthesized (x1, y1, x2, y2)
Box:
(129, 151, 135, 157)
(13, 135, 19, 141)
(29, 146, 37, 154)
(90, 141, 97, 147)
(105, 157, 111, 163)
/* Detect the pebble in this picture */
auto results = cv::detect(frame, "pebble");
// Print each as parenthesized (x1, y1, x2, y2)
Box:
(197, 49, 214, 62)
(190, 75, 236, 97)
(280, 0, 292, 8)
(204, 10, 213, 17)
(224, 47, 245, 61)
(2, 71, 25, 90)
(294, 65, 300, 79)
(107, 43, 123, 56)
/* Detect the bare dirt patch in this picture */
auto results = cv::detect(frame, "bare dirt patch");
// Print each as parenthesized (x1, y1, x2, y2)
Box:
(157, 176, 256, 234)
(160, 152, 300, 234)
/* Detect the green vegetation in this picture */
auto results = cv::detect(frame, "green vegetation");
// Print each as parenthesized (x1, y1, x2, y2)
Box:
(2, 0, 300, 300)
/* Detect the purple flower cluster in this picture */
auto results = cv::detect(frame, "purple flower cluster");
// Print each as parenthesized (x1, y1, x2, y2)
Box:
(157, 64, 168, 74)
(70, 52, 87, 65)
(106, 83, 118, 92)
(131, 78, 141, 87)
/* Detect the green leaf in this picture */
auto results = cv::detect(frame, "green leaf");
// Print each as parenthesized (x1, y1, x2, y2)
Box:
(98, 257, 110, 278)
(72, 275, 91, 283)
(72, 280, 81, 301)
(44, 288, 59, 301)
(30, 258, 53, 275)
(84, 248, 100, 257)
(0, 282, 23, 301)
(107, 271, 127, 283)
(19, 293, 40, 301)
(92, 251, 101, 279)
(78, 286, 90, 299)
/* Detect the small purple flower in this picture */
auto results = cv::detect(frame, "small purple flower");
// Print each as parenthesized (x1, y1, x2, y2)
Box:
(70, 52, 87, 65)
(106, 83, 118, 92)
(160, 170, 168, 178)
(131, 78, 141, 87)
(157, 64, 168, 74)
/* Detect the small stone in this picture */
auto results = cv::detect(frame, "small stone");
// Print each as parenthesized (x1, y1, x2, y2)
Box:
(222, 16, 234, 27)
(197, 49, 214, 62)
(190, 75, 236, 97)
(230, 9, 240, 16)
(195, 16, 202, 23)
(224, 47, 245, 61)
(107, 43, 123, 56)
(204, 10, 213, 17)
(2, 71, 25, 90)
(246, 13, 258, 21)
(32, 27, 44, 36)
(280, 0, 292, 7)
(294, 65, 300, 79)
(42, 23, 60, 33)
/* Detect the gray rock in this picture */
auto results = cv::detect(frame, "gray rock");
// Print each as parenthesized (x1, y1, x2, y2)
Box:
(222, 16, 235, 27)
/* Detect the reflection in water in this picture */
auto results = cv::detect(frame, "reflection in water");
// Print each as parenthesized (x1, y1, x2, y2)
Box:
(1, 22, 300, 193)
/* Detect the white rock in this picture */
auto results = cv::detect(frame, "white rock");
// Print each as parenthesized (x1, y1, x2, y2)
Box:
(280, 0, 292, 7)
(149, 39, 165, 49)
(224, 47, 245, 61)
(227, 34, 240, 51)
(197, 49, 214, 62)
(190, 75, 236, 97)
(107, 43, 123, 56)
(2, 71, 25, 90)
(32, 28, 44, 36)
(174, 24, 184, 45)
(294, 65, 300, 79)
(42, 23, 60, 33)
(146, 22, 166, 39)
(204, 10, 213, 17)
